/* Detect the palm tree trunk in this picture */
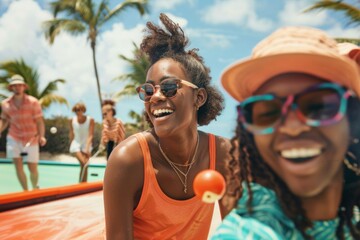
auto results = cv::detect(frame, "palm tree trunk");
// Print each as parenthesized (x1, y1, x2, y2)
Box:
(91, 42, 103, 115)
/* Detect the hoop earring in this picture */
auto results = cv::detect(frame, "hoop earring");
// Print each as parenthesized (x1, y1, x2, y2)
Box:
(344, 151, 360, 176)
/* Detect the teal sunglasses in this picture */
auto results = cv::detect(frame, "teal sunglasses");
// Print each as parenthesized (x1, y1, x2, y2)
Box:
(237, 83, 353, 135)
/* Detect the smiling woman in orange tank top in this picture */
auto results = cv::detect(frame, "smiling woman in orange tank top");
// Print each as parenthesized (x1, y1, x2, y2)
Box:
(103, 13, 232, 240)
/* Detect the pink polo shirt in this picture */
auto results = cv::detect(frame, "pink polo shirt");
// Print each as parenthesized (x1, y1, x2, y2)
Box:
(1, 94, 43, 145)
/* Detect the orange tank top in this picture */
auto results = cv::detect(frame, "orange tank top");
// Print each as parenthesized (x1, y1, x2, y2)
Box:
(133, 133, 216, 240)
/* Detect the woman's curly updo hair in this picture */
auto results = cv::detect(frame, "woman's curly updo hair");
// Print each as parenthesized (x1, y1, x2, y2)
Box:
(224, 84, 360, 239)
(140, 13, 224, 126)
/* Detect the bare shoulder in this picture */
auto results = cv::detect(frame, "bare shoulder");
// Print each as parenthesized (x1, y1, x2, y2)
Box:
(105, 133, 146, 180)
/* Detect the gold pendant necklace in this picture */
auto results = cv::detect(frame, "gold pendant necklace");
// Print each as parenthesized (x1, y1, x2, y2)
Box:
(158, 133, 199, 193)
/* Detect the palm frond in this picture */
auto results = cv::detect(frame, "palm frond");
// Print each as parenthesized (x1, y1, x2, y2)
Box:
(74, 0, 94, 22)
(113, 84, 138, 100)
(40, 79, 66, 97)
(304, 0, 360, 26)
(128, 110, 142, 122)
(0, 59, 69, 109)
(0, 59, 40, 96)
(50, 0, 77, 17)
(43, 0, 149, 116)
(113, 73, 133, 82)
(50, 0, 92, 22)
(39, 94, 69, 109)
(94, 0, 109, 25)
(100, 0, 149, 25)
(43, 19, 86, 44)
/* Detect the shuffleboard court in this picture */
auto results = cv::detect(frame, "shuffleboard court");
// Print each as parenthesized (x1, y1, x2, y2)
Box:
(0, 159, 106, 194)
(0, 183, 105, 239)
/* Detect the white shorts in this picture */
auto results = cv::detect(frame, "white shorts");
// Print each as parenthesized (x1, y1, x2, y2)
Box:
(69, 140, 92, 153)
(6, 136, 39, 163)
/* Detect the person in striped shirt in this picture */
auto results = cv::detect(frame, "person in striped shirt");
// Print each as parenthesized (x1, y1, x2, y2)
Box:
(101, 100, 126, 159)
(0, 74, 46, 191)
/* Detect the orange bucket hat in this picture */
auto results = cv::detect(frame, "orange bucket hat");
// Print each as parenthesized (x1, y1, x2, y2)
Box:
(221, 26, 360, 101)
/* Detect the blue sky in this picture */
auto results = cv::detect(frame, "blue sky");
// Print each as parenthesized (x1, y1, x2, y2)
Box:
(0, 0, 359, 138)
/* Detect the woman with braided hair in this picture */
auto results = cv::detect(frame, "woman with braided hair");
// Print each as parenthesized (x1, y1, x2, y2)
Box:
(212, 27, 360, 239)
(104, 13, 231, 239)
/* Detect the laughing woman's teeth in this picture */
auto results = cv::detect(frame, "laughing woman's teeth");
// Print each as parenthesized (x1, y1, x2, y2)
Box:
(153, 109, 174, 117)
(281, 148, 321, 159)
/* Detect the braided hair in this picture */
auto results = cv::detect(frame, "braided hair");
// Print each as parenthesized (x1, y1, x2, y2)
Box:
(140, 13, 224, 126)
(225, 88, 360, 239)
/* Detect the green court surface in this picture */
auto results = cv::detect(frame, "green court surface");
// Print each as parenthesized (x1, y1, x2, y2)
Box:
(0, 159, 106, 194)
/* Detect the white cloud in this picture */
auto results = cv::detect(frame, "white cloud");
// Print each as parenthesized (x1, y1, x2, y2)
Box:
(277, 0, 360, 38)
(278, 0, 328, 26)
(325, 24, 360, 39)
(201, 0, 273, 32)
(0, 0, 145, 121)
(0, 0, 52, 61)
(97, 23, 144, 94)
(187, 29, 231, 48)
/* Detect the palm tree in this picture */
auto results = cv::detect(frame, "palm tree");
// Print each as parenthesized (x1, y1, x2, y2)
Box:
(113, 42, 150, 99)
(43, 0, 149, 114)
(304, 0, 360, 44)
(113, 42, 150, 131)
(0, 59, 68, 109)
(125, 110, 149, 133)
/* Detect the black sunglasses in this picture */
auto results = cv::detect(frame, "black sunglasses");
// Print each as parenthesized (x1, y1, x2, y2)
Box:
(136, 78, 198, 102)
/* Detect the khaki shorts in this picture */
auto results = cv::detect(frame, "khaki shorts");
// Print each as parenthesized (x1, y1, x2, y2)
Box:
(6, 136, 39, 163)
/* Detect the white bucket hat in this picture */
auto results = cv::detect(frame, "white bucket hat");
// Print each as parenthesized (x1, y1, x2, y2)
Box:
(7, 74, 28, 90)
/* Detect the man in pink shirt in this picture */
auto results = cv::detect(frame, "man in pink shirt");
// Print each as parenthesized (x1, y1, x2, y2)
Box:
(0, 74, 47, 191)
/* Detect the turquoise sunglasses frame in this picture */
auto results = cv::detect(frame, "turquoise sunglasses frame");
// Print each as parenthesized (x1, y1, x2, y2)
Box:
(237, 82, 353, 135)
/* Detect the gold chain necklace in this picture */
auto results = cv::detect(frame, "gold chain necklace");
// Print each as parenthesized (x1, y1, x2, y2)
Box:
(158, 134, 199, 193)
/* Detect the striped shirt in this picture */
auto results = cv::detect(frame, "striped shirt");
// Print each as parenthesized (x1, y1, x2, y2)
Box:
(211, 182, 356, 239)
(1, 94, 42, 145)
(101, 118, 125, 144)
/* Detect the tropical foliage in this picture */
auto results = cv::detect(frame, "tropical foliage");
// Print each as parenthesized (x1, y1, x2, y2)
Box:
(125, 110, 149, 132)
(114, 42, 150, 131)
(114, 42, 150, 99)
(0, 59, 68, 109)
(43, 0, 149, 112)
(304, 0, 360, 44)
